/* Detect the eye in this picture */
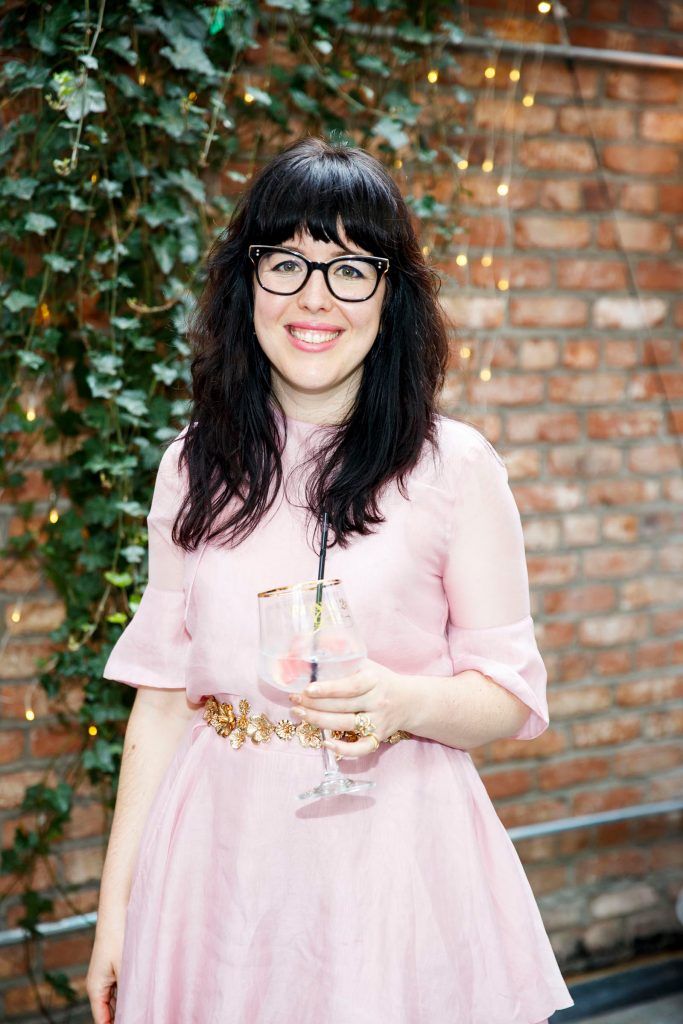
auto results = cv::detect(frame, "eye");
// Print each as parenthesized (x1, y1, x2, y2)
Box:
(334, 262, 367, 279)
(272, 259, 302, 273)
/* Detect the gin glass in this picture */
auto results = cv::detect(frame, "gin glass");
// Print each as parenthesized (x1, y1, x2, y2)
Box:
(257, 578, 376, 802)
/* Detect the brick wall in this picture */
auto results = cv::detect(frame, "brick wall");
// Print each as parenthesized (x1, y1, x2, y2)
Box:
(1, 0, 682, 1018)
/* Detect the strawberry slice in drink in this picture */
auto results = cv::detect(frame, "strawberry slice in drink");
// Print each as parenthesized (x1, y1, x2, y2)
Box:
(274, 631, 352, 688)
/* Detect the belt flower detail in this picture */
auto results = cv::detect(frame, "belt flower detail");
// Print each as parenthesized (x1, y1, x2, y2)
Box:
(203, 696, 410, 750)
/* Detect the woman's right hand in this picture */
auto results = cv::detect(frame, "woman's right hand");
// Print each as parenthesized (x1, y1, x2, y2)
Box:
(86, 922, 124, 1023)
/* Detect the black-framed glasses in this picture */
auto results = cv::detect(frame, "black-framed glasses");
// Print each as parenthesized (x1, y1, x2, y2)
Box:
(248, 245, 389, 302)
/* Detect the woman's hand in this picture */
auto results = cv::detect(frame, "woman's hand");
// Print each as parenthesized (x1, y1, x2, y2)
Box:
(86, 921, 124, 1024)
(287, 657, 413, 758)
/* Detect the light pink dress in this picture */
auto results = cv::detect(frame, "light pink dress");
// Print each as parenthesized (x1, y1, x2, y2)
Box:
(103, 407, 574, 1023)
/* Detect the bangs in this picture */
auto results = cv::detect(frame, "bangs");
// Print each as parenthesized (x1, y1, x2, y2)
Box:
(247, 150, 398, 258)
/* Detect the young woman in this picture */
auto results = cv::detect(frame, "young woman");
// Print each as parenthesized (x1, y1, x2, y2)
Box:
(87, 136, 574, 1023)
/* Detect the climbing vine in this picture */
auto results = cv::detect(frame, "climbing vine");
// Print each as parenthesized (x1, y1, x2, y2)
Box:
(0, 0, 467, 1012)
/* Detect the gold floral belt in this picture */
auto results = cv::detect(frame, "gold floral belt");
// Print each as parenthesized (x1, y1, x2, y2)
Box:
(203, 695, 410, 751)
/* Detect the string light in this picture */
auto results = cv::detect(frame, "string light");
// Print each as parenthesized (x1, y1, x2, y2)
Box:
(480, 367, 492, 381)
(484, 66, 496, 79)
(522, 94, 535, 107)
(11, 606, 21, 623)
(394, 158, 403, 169)
(188, 91, 198, 102)
(497, 278, 510, 291)
(538, 1, 552, 13)
(40, 302, 50, 324)
(244, 91, 254, 103)
(26, 405, 36, 422)
(25, 707, 35, 721)
(497, 182, 509, 196)
(457, 158, 468, 170)
(459, 345, 471, 359)
(481, 254, 493, 267)
(455, 254, 468, 267)
(91, 172, 98, 184)
(509, 69, 520, 82)
(427, 69, 438, 84)
(138, 71, 147, 85)
(482, 159, 494, 173)
(422, 244, 430, 256)
(88, 724, 98, 736)
(49, 506, 59, 524)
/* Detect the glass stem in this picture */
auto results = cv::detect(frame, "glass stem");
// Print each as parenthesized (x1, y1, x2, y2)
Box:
(321, 728, 343, 776)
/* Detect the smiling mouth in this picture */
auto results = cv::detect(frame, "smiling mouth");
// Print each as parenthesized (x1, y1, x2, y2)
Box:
(287, 326, 343, 344)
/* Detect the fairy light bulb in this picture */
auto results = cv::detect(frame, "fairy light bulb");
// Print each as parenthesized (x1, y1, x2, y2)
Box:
(497, 182, 509, 196)
(459, 345, 471, 359)
(244, 91, 254, 103)
(481, 254, 493, 267)
(427, 69, 438, 84)
(482, 159, 494, 173)
(394, 158, 403, 169)
(509, 69, 520, 82)
(480, 367, 492, 382)
(522, 94, 535, 107)
(422, 245, 430, 256)
(26, 405, 36, 422)
(49, 507, 59, 524)
(457, 158, 468, 170)
(484, 66, 496, 79)
(11, 606, 21, 623)
(91, 172, 98, 184)
(88, 724, 98, 736)
(188, 91, 197, 102)
(497, 278, 510, 291)
(138, 71, 147, 86)
(455, 254, 468, 267)
(25, 707, 35, 721)
(538, 2, 551, 13)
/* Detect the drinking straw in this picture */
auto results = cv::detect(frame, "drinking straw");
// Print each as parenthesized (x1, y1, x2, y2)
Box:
(310, 511, 329, 685)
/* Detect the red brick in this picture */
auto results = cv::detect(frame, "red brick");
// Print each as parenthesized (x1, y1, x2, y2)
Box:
(584, 549, 653, 579)
(515, 216, 591, 250)
(538, 179, 583, 211)
(43, 932, 94, 970)
(506, 412, 581, 444)
(559, 106, 635, 139)
(530, 63, 599, 100)
(528, 557, 581, 581)
(640, 110, 683, 143)
(602, 512, 643, 544)
(538, 754, 611, 791)
(597, 219, 671, 253)
(60, 843, 106, 885)
(605, 69, 680, 104)
(549, 685, 613, 719)
(4, 598, 66, 635)
(660, 185, 683, 213)
(573, 715, 641, 747)
(628, 371, 683, 401)
(0, 769, 51, 810)
(497, 797, 568, 830)
(440, 294, 504, 329)
(489, 729, 566, 763)
(634, 259, 683, 290)
(602, 144, 678, 176)
(510, 297, 588, 328)
(562, 338, 601, 368)
(525, 863, 568, 895)
(473, 97, 556, 134)
(614, 743, 683, 777)
(588, 409, 663, 439)
(557, 260, 627, 290)
(576, 848, 649, 884)
(629, 443, 680, 473)
(0, 729, 25, 763)
(470, 374, 545, 406)
(562, 514, 601, 547)
(480, 767, 533, 800)
(619, 183, 658, 214)
(593, 296, 667, 329)
(469, 256, 551, 290)
(644, 708, 683, 739)
(544, 584, 615, 616)
(519, 139, 597, 172)
(548, 373, 626, 404)
(0, 639, 57, 680)
(618, 675, 683, 708)
(0, 559, 41, 592)
(30, 723, 84, 758)
(461, 214, 507, 247)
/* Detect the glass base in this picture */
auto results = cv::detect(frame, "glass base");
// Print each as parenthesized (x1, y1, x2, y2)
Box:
(298, 771, 376, 802)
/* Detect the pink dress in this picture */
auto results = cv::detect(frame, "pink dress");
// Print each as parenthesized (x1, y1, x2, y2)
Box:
(103, 408, 575, 1024)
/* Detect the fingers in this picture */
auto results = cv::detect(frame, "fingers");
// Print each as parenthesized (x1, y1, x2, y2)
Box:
(290, 706, 366, 734)
(323, 735, 380, 759)
(300, 671, 373, 700)
(289, 694, 367, 713)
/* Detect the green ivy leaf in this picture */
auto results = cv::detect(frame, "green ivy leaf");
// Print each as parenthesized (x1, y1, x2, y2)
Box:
(104, 570, 133, 587)
(25, 212, 57, 235)
(4, 290, 35, 312)
(43, 253, 76, 272)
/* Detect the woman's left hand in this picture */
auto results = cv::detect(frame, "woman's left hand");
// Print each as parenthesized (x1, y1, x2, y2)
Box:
(287, 657, 413, 759)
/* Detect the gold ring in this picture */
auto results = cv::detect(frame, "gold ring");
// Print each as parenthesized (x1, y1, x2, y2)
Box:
(354, 712, 377, 737)
(368, 733, 380, 752)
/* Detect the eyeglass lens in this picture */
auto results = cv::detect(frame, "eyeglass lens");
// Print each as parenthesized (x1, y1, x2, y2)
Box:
(256, 251, 379, 300)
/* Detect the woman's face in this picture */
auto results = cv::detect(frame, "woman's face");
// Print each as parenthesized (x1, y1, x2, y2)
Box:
(252, 225, 386, 424)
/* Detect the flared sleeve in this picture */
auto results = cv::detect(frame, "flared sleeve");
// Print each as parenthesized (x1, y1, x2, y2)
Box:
(102, 431, 190, 690)
(442, 425, 549, 741)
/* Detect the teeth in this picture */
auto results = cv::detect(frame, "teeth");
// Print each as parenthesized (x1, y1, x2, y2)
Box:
(289, 328, 341, 344)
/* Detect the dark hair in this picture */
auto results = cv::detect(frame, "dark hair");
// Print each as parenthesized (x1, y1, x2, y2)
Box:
(173, 135, 450, 552)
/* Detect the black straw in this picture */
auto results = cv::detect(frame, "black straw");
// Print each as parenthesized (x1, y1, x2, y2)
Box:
(310, 511, 329, 684)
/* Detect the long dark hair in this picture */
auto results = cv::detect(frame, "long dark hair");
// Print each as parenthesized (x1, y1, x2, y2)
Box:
(173, 136, 450, 552)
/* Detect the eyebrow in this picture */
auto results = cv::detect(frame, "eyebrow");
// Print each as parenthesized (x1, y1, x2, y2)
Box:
(287, 245, 365, 259)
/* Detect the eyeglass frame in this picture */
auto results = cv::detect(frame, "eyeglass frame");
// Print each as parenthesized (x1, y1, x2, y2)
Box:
(248, 244, 390, 302)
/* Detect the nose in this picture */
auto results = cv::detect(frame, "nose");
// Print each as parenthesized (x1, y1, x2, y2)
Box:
(297, 267, 333, 311)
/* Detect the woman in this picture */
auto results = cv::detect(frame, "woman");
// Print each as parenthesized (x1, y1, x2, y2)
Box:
(87, 136, 575, 1023)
